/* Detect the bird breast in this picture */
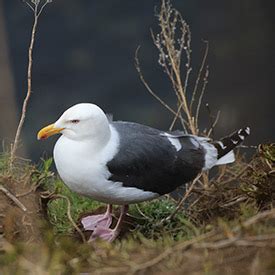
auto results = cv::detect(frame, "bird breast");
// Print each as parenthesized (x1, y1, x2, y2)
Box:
(53, 131, 159, 204)
(53, 135, 111, 196)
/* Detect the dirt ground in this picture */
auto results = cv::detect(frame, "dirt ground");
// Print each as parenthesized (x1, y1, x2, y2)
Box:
(0, 173, 42, 243)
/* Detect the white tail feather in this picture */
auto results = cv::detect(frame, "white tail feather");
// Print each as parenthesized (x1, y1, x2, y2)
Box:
(215, 150, 235, 165)
(200, 140, 235, 171)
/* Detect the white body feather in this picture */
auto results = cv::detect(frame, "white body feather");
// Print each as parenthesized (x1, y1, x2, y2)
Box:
(54, 125, 159, 205)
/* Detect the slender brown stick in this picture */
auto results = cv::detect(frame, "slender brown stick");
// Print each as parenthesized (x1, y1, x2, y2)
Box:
(0, 184, 27, 212)
(135, 47, 178, 116)
(234, 208, 275, 232)
(131, 231, 216, 273)
(190, 40, 209, 112)
(9, 1, 50, 170)
(207, 108, 221, 138)
(169, 102, 186, 131)
(195, 66, 209, 130)
(51, 194, 86, 243)
(162, 173, 201, 223)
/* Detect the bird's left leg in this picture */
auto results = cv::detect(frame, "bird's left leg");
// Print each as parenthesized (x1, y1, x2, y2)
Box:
(89, 204, 129, 242)
(81, 204, 113, 231)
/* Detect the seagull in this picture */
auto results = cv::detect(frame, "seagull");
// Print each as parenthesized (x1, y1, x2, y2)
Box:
(37, 103, 250, 241)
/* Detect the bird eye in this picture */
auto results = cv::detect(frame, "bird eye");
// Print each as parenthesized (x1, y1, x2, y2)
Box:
(70, 119, 80, 124)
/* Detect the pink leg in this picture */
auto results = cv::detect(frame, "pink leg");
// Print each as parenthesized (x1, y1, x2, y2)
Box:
(89, 205, 129, 242)
(81, 204, 113, 231)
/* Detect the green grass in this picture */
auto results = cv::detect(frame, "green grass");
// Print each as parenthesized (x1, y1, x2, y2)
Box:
(39, 144, 275, 242)
(39, 157, 198, 240)
(1, 144, 275, 274)
(47, 180, 102, 234)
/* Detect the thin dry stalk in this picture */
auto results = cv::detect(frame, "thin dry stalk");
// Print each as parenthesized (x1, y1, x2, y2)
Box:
(153, 0, 197, 134)
(50, 194, 86, 243)
(136, 0, 212, 136)
(134, 0, 217, 222)
(190, 40, 209, 112)
(206, 106, 221, 138)
(234, 208, 275, 232)
(195, 66, 209, 130)
(163, 173, 201, 223)
(131, 231, 216, 273)
(135, 47, 179, 117)
(9, 0, 51, 170)
(0, 184, 27, 212)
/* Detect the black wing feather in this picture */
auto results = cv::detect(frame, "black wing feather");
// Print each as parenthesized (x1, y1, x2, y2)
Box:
(107, 122, 205, 195)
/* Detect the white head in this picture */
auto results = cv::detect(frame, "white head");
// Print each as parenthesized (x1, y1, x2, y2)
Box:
(37, 103, 111, 143)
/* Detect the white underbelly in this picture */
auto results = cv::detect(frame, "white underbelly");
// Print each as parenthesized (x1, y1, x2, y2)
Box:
(53, 137, 159, 205)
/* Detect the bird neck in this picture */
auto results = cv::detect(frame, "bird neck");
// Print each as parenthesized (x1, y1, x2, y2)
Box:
(87, 120, 111, 151)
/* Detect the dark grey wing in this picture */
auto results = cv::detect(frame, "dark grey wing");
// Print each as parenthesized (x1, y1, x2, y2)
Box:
(107, 121, 205, 195)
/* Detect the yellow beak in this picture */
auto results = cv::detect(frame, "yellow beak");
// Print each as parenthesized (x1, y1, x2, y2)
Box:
(37, 123, 64, 140)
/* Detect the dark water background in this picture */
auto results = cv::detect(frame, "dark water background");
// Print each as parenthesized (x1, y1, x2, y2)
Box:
(1, 0, 274, 160)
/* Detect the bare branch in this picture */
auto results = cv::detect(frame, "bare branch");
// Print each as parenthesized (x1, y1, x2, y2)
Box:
(135, 47, 178, 116)
(37, 0, 50, 17)
(162, 172, 201, 223)
(131, 231, 216, 273)
(9, 0, 51, 170)
(50, 194, 86, 243)
(195, 65, 209, 130)
(169, 102, 187, 132)
(0, 184, 27, 212)
(25, 2, 35, 12)
(207, 107, 221, 138)
(151, 0, 202, 135)
(190, 40, 209, 112)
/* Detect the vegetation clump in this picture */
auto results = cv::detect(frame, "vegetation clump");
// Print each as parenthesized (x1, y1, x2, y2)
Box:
(1, 145, 275, 274)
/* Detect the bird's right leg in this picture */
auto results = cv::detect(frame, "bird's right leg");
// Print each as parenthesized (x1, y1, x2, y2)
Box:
(89, 204, 128, 242)
(81, 204, 113, 231)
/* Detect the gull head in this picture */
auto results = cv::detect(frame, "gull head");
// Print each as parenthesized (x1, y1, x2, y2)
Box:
(37, 103, 110, 142)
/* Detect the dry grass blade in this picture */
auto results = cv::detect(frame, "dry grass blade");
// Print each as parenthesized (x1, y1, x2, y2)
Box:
(0, 184, 27, 212)
(50, 194, 86, 243)
(206, 107, 221, 138)
(134, 47, 178, 117)
(153, 0, 196, 134)
(131, 231, 216, 273)
(0, 185, 27, 212)
(163, 173, 201, 223)
(190, 40, 209, 112)
(136, 0, 217, 138)
(195, 66, 209, 130)
(234, 209, 275, 232)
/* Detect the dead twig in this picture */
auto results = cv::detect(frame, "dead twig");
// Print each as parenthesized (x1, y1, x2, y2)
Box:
(190, 40, 209, 113)
(206, 104, 220, 138)
(0, 184, 27, 212)
(195, 236, 239, 249)
(195, 238, 275, 250)
(234, 208, 275, 232)
(9, 0, 51, 170)
(195, 66, 209, 130)
(220, 196, 247, 208)
(135, 204, 152, 220)
(135, 47, 179, 117)
(162, 173, 201, 223)
(131, 230, 216, 273)
(50, 194, 86, 243)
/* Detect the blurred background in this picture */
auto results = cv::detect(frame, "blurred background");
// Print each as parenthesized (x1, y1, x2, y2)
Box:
(0, 0, 273, 161)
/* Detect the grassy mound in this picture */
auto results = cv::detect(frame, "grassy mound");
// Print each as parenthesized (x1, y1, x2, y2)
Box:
(0, 144, 275, 274)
